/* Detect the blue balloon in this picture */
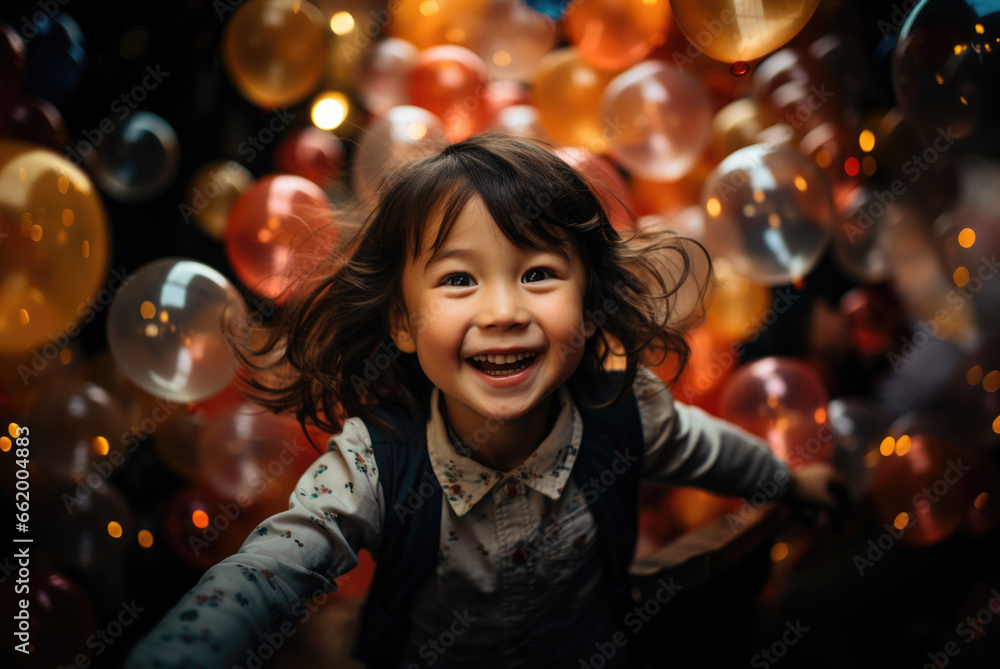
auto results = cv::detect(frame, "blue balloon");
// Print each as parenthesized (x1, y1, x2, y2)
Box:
(521, 0, 574, 20)
(20, 13, 86, 103)
(89, 111, 181, 203)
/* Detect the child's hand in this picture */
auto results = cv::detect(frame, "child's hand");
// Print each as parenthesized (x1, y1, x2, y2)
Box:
(786, 463, 853, 532)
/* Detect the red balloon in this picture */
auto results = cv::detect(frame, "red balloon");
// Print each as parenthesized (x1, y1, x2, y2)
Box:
(555, 147, 633, 232)
(718, 357, 833, 471)
(407, 45, 492, 142)
(274, 127, 345, 187)
(163, 484, 263, 570)
(225, 174, 338, 300)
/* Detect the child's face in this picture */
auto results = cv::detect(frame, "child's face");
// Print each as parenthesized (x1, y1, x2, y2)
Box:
(391, 197, 589, 436)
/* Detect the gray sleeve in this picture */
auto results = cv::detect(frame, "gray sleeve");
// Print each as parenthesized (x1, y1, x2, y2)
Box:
(636, 367, 793, 500)
(124, 418, 384, 668)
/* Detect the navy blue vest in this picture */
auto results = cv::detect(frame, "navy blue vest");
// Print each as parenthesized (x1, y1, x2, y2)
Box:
(353, 371, 643, 667)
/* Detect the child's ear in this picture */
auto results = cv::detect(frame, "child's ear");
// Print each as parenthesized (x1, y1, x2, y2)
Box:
(389, 303, 417, 354)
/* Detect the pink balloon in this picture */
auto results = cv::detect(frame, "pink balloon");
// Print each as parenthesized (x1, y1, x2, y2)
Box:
(601, 61, 711, 180)
(469, 0, 557, 82)
(357, 37, 418, 116)
(274, 127, 345, 187)
(489, 104, 555, 143)
(407, 45, 492, 142)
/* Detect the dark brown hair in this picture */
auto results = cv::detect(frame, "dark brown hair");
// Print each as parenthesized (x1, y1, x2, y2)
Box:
(229, 133, 710, 446)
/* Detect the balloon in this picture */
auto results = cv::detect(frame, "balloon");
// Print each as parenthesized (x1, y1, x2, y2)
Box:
(555, 147, 633, 231)
(869, 417, 975, 546)
(163, 484, 262, 570)
(155, 384, 246, 479)
(88, 111, 180, 203)
(701, 143, 834, 285)
(669, 0, 820, 65)
(3, 95, 68, 152)
(630, 158, 713, 218)
(601, 61, 712, 181)
(470, 0, 557, 81)
(351, 105, 448, 202)
(195, 401, 319, 515)
(531, 48, 618, 151)
(655, 325, 733, 413)
(407, 45, 493, 142)
(711, 98, 779, 162)
(750, 47, 829, 107)
(0, 140, 110, 354)
(893, 0, 1000, 155)
(20, 13, 86, 103)
(833, 185, 891, 284)
(274, 127, 345, 187)
(827, 398, 890, 502)
(27, 378, 131, 480)
(0, 569, 96, 667)
(838, 286, 905, 356)
(222, 0, 328, 109)
(357, 38, 418, 117)
(0, 21, 27, 105)
(107, 258, 247, 403)
(523, 0, 573, 19)
(703, 257, 772, 343)
(226, 175, 338, 299)
(564, 0, 672, 72)
(798, 121, 861, 203)
(36, 477, 135, 571)
(184, 160, 255, 240)
(386, 0, 489, 50)
(484, 80, 531, 122)
(808, 33, 873, 111)
(718, 356, 833, 470)
(489, 104, 555, 142)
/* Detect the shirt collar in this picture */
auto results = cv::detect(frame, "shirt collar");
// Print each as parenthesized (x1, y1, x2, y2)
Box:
(426, 386, 582, 517)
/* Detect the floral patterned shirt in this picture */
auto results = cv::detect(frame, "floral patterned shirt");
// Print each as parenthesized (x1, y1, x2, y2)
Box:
(125, 368, 791, 668)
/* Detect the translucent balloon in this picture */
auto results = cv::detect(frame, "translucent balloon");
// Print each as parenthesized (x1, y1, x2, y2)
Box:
(718, 356, 833, 470)
(893, 0, 1000, 155)
(485, 80, 530, 123)
(107, 258, 247, 403)
(556, 147, 633, 231)
(471, 0, 557, 81)
(36, 477, 135, 572)
(20, 12, 86, 103)
(833, 185, 891, 285)
(601, 61, 712, 181)
(89, 111, 180, 204)
(407, 45, 493, 142)
(827, 398, 890, 502)
(703, 257, 772, 343)
(669, 0, 820, 65)
(184, 160, 255, 240)
(222, 0, 328, 109)
(798, 122, 861, 204)
(565, 0, 671, 71)
(274, 127, 345, 187)
(27, 378, 131, 480)
(489, 104, 555, 143)
(357, 38, 418, 117)
(711, 98, 779, 162)
(4, 95, 68, 152)
(351, 105, 448, 202)
(196, 401, 318, 516)
(226, 175, 338, 299)
(0, 140, 110, 354)
(531, 48, 617, 151)
(702, 143, 834, 285)
(870, 418, 974, 546)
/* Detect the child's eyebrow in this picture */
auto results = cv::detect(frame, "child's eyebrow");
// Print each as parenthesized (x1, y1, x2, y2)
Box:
(423, 247, 477, 272)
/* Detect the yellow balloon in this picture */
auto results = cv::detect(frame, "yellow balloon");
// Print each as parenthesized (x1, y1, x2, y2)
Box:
(222, 0, 328, 109)
(185, 160, 254, 240)
(531, 48, 617, 151)
(0, 141, 110, 353)
(668, 0, 820, 64)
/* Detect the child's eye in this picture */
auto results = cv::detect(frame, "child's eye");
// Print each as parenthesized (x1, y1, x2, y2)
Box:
(522, 268, 553, 283)
(442, 273, 475, 287)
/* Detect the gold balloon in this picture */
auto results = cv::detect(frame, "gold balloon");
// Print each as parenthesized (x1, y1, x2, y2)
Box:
(386, 0, 489, 51)
(184, 160, 254, 240)
(711, 97, 778, 161)
(668, 0, 820, 64)
(704, 258, 772, 342)
(0, 141, 109, 354)
(564, 0, 672, 72)
(222, 0, 328, 109)
(531, 47, 617, 151)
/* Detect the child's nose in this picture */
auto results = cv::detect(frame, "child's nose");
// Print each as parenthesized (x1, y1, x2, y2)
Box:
(476, 283, 530, 330)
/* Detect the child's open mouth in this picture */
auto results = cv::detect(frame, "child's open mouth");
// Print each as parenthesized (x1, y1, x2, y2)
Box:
(467, 352, 539, 377)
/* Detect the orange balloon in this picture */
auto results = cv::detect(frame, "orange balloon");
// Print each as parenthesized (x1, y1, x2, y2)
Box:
(531, 47, 617, 151)
(407, 45, 493, 142)
(386, 0, 489, 51)
(669, 0, 820, 64)
(704, 258, 772, 343)
(222, 0, 328, 109)
(630, 159, 712, 218)
(0, 141, 109, 354)
(555, 147, 633, 231)
(564, 0, 672, 72)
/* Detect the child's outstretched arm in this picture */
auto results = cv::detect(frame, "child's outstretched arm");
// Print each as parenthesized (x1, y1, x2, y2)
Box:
(124, 418, 384, 668)
(634, 369, 850, 525)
